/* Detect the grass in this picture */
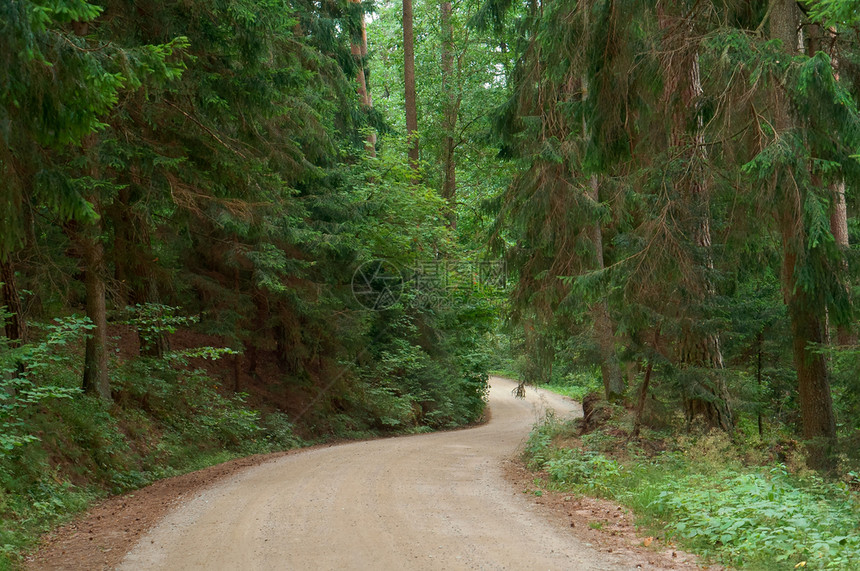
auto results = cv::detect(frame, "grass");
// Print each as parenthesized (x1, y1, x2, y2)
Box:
(490, 367, 603, 402)
(522, 414, 860, 570)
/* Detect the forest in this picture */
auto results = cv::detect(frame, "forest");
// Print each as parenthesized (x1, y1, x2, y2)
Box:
(1, 0, 859, 569)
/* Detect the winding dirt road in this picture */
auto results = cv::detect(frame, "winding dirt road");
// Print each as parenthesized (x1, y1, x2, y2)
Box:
(118, 377, 635, 570)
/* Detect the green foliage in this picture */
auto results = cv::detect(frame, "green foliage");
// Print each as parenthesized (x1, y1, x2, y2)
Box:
(807, 0, 860, 26)
(523, 415, 860, 570)
(486, 0, 859, 471)
(0, 0, 187, 257)
(542, 370, 604, 402)
(544, 449, 622, 496)
(0, 0, 508, 565)
(0, 303, 313, 567)
(652, 467, 860, 569)
(121, 303, 197, 354)
(0, 317, 90, 454)
(114, 357, 267, 452)
(343, 287, 494, 433)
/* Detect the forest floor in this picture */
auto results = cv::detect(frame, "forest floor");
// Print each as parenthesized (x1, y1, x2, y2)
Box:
(25, 377, 711, 570)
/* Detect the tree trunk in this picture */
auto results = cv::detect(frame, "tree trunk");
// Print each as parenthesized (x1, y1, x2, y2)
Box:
(349, 0, 376, 156)
(111, 179, 169, 358)
(772, 0, 836, 471)
(830, 180, 854, 345)
(579, 4, 624, 401)
(74, 133, 111, 400)
(659, 5, 732, 432)
(632, 361, 653, 438)
(587, 176, 624, 401)
(79, 216, 111, 400)
(403, 0, 419, 173)
(788, 278, 837, 469)
(806, 23, 855, 347)
(1, 258, 27, 346)
(830, 180, 849, 252)
(757, 332, 764, 438)
(440, 0, 457, 228)
(65, 21, 109, 400)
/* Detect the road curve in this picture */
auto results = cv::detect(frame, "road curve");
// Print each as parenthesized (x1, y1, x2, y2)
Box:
(119, 377, 633, 570)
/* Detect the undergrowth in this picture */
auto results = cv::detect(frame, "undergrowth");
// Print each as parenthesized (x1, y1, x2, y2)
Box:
(0, 307, 491, 569)
(523, 413, 860, 570)
(0, 320, 305, 569)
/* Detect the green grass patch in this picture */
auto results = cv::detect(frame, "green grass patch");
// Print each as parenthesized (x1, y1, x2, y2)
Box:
(523, 415, 860, 570)
(491, 367, 602, 402)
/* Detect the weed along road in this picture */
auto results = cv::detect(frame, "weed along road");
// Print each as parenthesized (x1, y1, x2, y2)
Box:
(119, 377, 633, 570)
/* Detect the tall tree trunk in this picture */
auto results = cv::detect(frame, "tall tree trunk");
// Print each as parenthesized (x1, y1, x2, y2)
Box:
(579, 0, 624, 401)
(66, 20, 109, 400)
(110, 179, 168, 358)
(440, 0, 457, 228)
(632, 361, 653, 438)
(588, 176, 624, 401)
(111, 182, 138, 307)
(80, 219, 110, 400)
(772, 0, 836, 471)
(1, 258, 27, 346)
(403, 0, 419, 173)
(75, 135, 110, 400)
(659, 6, 732, 432)
(757, 332, 764, 438)
(349, 0, 376, 156)
(829, 181, 854, 345)
(806, 23, 855, 347)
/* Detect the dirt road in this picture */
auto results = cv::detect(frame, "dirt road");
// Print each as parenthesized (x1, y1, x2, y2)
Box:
(118, 377, 637, 570)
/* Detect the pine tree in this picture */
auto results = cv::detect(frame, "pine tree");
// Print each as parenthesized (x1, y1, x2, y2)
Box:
(768, 0, 835, 470)
(1, 1, 184, 397)
(403, 0, 420, 173)
(440, 0, 457, 227)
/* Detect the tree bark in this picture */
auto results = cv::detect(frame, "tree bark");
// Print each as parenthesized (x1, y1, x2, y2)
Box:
(829, 181, 854, 345)
(806, 23, 855, 347)
(74, 134, 111, 400)
(403, 0, 419, 173)
(1, 258, 27, 346)
(579, 2, 624, 401)
(349, 0, 376, 156)
(659, 5, 732, 432)
(632, 361, 653, 438)
(110, 174, 169, 358)
(587, 176, 624, 401)
(80, 221, 110, 400)
(757, 332, 764, 438)
(440, 0, 457, 228)
(772, 0, 836, 471)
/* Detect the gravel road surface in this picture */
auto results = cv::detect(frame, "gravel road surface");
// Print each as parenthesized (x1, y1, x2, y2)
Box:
(119, 376, 635, 570)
